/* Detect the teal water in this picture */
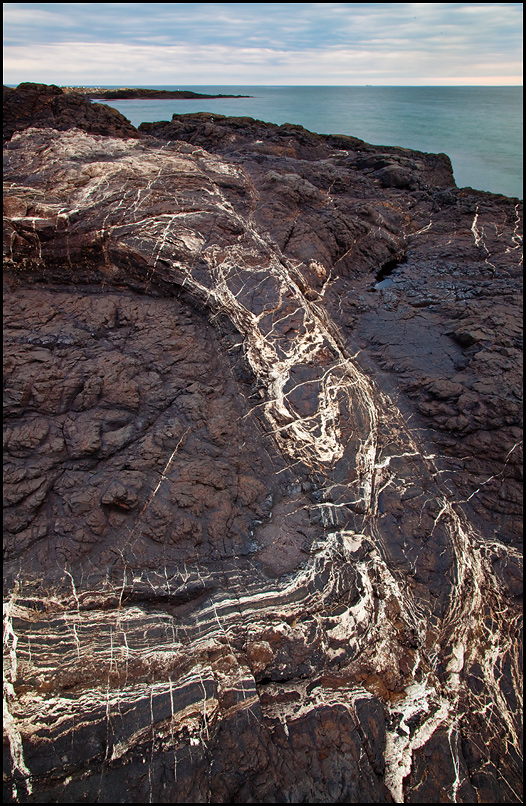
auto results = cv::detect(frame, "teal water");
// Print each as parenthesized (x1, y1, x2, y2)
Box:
(99, 86, 522, 198)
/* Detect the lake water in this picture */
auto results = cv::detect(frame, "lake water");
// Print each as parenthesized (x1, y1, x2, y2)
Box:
(98, 86, 523, 198)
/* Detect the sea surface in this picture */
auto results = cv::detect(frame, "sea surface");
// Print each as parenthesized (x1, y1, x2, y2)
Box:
(93, 86, 523, 199)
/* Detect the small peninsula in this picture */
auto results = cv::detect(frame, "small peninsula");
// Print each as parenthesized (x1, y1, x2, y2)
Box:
(61, 86, 252, 99)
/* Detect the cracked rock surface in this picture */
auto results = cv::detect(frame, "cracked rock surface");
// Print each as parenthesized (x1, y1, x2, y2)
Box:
(3, 95, 523, 803)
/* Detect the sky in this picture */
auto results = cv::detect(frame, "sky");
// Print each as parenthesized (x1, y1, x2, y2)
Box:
(3, 2, 523, 86)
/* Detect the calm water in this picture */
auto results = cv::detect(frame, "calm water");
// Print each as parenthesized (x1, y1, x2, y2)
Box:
(97, 86, 522, 198)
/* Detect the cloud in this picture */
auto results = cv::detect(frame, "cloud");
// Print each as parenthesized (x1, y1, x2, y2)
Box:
(3, 40, 522, 86)
(3, 2, 523, 84)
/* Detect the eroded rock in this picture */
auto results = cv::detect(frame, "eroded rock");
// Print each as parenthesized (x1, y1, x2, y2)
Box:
(3, 91, 522, 803)
(3, 82, 139, 142)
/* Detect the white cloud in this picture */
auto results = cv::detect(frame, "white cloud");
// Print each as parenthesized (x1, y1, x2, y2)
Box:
(3, 40, 522, 85)
(3, 6, 75, 27)
(3, 3, 523, 84)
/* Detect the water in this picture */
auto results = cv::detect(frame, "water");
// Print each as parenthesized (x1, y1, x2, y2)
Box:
(96, 86, 521, 198)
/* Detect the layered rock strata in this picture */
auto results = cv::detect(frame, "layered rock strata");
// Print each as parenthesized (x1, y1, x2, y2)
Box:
(3, 95, 523, 803)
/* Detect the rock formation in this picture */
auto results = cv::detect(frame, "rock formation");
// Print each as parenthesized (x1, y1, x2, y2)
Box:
(3, 89, 523, 803)
(3, 83, 139, 142)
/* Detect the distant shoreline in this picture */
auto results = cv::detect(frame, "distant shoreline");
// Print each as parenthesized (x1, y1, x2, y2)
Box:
(61, 86, 252, 100)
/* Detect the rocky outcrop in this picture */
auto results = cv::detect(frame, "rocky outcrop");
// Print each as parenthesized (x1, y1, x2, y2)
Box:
(3, 92, 522, 803)
(138, 112, 456, 189)
(139, 113, 523, 544)
(3, 83, 139, 142)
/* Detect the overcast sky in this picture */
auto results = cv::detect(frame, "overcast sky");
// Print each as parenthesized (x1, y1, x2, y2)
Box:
(3, 2, 523, 86)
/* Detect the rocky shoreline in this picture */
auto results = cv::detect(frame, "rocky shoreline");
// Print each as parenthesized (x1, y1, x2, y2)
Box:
(3, 83, 523, 803)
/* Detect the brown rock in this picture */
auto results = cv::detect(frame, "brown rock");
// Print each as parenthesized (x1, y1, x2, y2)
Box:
(2, 96, 522, 804)
(3, 82, 139, 141)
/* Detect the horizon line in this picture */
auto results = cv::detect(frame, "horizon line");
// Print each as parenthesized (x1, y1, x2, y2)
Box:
(5, 82, 523, 88)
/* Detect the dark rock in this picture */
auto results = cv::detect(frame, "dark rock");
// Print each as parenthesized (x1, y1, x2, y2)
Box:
(3, 82, 139, 141)
(3, 89, 522, 804)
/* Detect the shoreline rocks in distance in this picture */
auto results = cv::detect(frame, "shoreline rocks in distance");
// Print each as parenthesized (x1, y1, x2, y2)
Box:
(60, 86, 252, 100)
